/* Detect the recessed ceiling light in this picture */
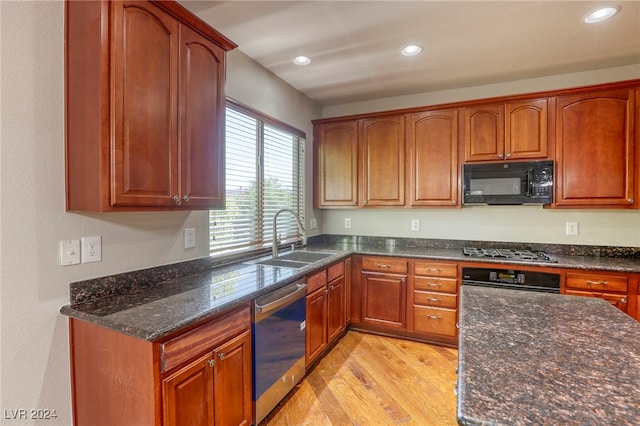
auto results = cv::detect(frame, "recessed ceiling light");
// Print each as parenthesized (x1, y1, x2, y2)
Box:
(293, 56, 311, 66)
(401, 45, 422, 57)
(584, 6, 620, 23)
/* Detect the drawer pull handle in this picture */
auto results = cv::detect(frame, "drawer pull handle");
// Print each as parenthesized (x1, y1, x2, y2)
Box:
(376, 264, 392, 268)
(427, 282, 443, 287)
(427, 298, 442, 302)
(586, 280, 608, 286)
(427, 268, 443, 272)
(426, 314, 442, 319)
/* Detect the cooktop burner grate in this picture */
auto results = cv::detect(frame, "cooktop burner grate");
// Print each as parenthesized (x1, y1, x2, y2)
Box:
(462, 247, 557, 263)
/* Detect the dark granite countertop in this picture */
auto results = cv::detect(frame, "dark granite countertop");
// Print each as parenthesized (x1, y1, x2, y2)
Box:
(60, 236, 639, 343)
(457, 286, 640, 426)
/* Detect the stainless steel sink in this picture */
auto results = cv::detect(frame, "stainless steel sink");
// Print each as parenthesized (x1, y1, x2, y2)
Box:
(255, 251, 333, 269)
(255, 258, 310, 269)
(277, 251, 333, 262)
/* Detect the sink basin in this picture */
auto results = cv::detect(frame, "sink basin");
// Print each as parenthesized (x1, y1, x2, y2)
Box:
(255, 258, 311, 269)
(255, 251, 334, 269)
(277, 251, 333, 262)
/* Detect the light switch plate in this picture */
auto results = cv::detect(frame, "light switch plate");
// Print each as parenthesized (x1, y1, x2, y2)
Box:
(566, 222, 579, 236)
(60, 240, 81, 266)
(184, 228, 196, 249)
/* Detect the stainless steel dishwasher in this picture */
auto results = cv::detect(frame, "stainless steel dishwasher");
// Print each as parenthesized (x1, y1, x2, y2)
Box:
(252, 280, 306, 425)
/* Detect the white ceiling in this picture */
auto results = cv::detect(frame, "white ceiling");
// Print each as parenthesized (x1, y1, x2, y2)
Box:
(180, 1, 640, 106)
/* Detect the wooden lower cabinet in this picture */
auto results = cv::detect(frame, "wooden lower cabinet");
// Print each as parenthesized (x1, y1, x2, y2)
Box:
(361, 272, 407, 329)
(306, 261, 347, 366)
(69, 304, 252, 426)
(564, 270, 635, 316)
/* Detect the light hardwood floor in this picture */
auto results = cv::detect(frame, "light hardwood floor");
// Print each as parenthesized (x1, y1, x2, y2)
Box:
(262, 331, 459, 426)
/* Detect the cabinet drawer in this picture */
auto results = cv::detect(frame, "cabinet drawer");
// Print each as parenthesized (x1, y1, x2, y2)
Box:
(414, 291, 457, 309)
(161, 305, 250, 373)
(307, 269, 328, 294)
(362, 256, 408, 274)
(566, 272, 628, 293)
(327, 261, 344, 282)
(413, 306, 457, 337)
(565, 290, 628, 313)
(414, 261, 457, 278)
(414, 276, 457, 294)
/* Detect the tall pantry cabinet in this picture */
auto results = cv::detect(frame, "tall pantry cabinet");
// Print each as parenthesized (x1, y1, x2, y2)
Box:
(65, 0, 236, 211)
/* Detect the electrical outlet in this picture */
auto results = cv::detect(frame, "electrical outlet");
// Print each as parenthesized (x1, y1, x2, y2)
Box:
(566, 222, 579, 236)
(184, 228, 196, 249)
(81, 236, 102, 263)
(411, 219, 420, 231)
(60, 240, 81, 266)
(309, 218, 318, 229)
(344, 218, 352, 229)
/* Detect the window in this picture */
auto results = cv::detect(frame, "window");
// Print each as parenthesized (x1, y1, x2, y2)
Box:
(210, 100, 305, 255)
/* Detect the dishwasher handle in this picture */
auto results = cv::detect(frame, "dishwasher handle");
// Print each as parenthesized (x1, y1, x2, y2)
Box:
(255, 282, 307, 316)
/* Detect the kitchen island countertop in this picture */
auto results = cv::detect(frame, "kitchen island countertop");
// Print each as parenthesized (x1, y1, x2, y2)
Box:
(457, 285, 640, 425)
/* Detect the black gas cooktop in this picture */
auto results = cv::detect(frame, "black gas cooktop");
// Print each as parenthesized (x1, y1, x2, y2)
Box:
(462, 247, 557, 263)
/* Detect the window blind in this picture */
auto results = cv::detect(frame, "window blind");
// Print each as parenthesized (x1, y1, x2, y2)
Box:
(210, 102, 305, 255)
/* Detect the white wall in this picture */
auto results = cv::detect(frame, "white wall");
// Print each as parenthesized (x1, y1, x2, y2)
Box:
(0, 2, 319, 425)
(320, 66, 640, 247)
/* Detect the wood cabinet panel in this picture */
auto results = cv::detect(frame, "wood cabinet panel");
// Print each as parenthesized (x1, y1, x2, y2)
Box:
(306, 269, 328, 294)
(305, 287, 328, 365)
(554, 88, 635, 207)
(413, 306, 457, 337)
(361, 273, 407, 329)
(314, 121, 359, 207)
(327, 262, 345, 282)
(566, 271, 628, 293)
(406, 109, 460, 206)
(327, 276, 347, 342)
(565, 290, 628, 313)
(465, 104, 505, 161)
(360, 115, 405, 206)
(414, 261, 458, 278)
(362, 256, 408, 274)
(414, 277, 458, 294)
(162, 352, 214, 426)
(414, 291, 457, 309)
(505, 99, 548, 160)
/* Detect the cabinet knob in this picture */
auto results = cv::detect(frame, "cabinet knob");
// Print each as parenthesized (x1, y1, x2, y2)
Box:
(219, 353, 225, 360)
(208, 359, 215, 367)
(183, 194, 190, 202)
(497, 153, 504, 158)
(172, 195, 180, 203)
(506, 153, 512, 158)
(620, 297, 627, 304)
(628, 199, 634, 203)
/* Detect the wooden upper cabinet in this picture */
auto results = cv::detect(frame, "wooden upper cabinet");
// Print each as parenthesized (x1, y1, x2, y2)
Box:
(179, 24, 226, 208)
(406, 109, 460, 206)
(360, 115, 405, 207)
(314, 121, 359, 207)
(464, 99, 548, 162)
(554, 88, 636, 207)
(65, 0, 235, 211)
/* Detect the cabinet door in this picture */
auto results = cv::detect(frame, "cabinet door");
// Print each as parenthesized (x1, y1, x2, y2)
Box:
(464, 104, 505, 162)
(163, 352, 214, 426)
(305, 287, 328, 365)
(505, 98, 548, 160)
(406, 109, 460, 206)
(179, 24, 226, 209)
(111, 1, 180, 207)
(555, 89, 635, 207)
(361, 272, 407, 329)
(360, 115, 405, 206)
(327, 276, 346, 343)
(213, 330, 252, 426)
(314, 121, 359, 207)
(565, 290, 628, 313)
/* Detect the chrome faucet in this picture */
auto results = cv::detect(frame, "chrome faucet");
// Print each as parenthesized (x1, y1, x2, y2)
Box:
(272, 208, 306, 258)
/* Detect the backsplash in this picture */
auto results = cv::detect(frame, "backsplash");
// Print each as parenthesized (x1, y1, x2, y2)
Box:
(310, 235, 640, 258)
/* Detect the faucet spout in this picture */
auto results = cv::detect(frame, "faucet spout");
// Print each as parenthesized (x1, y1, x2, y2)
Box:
(272, 208, 306, 258)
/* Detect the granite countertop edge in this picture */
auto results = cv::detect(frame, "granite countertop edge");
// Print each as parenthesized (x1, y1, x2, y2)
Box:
(59, 242, 640, 342)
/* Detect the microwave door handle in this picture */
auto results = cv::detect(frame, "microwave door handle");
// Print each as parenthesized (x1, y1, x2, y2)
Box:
(526, 170, 533, 196)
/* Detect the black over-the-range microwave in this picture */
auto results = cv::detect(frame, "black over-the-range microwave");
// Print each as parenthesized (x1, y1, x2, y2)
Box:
(462, 160, 554, 205)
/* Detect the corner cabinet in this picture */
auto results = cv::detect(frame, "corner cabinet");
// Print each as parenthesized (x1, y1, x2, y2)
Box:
(313, 121, 359, 207)
(65, 0, 236, 211)
(464, 98, 549, 162)
(554, 88, 636, 208)
(69, 304, 252, 426)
